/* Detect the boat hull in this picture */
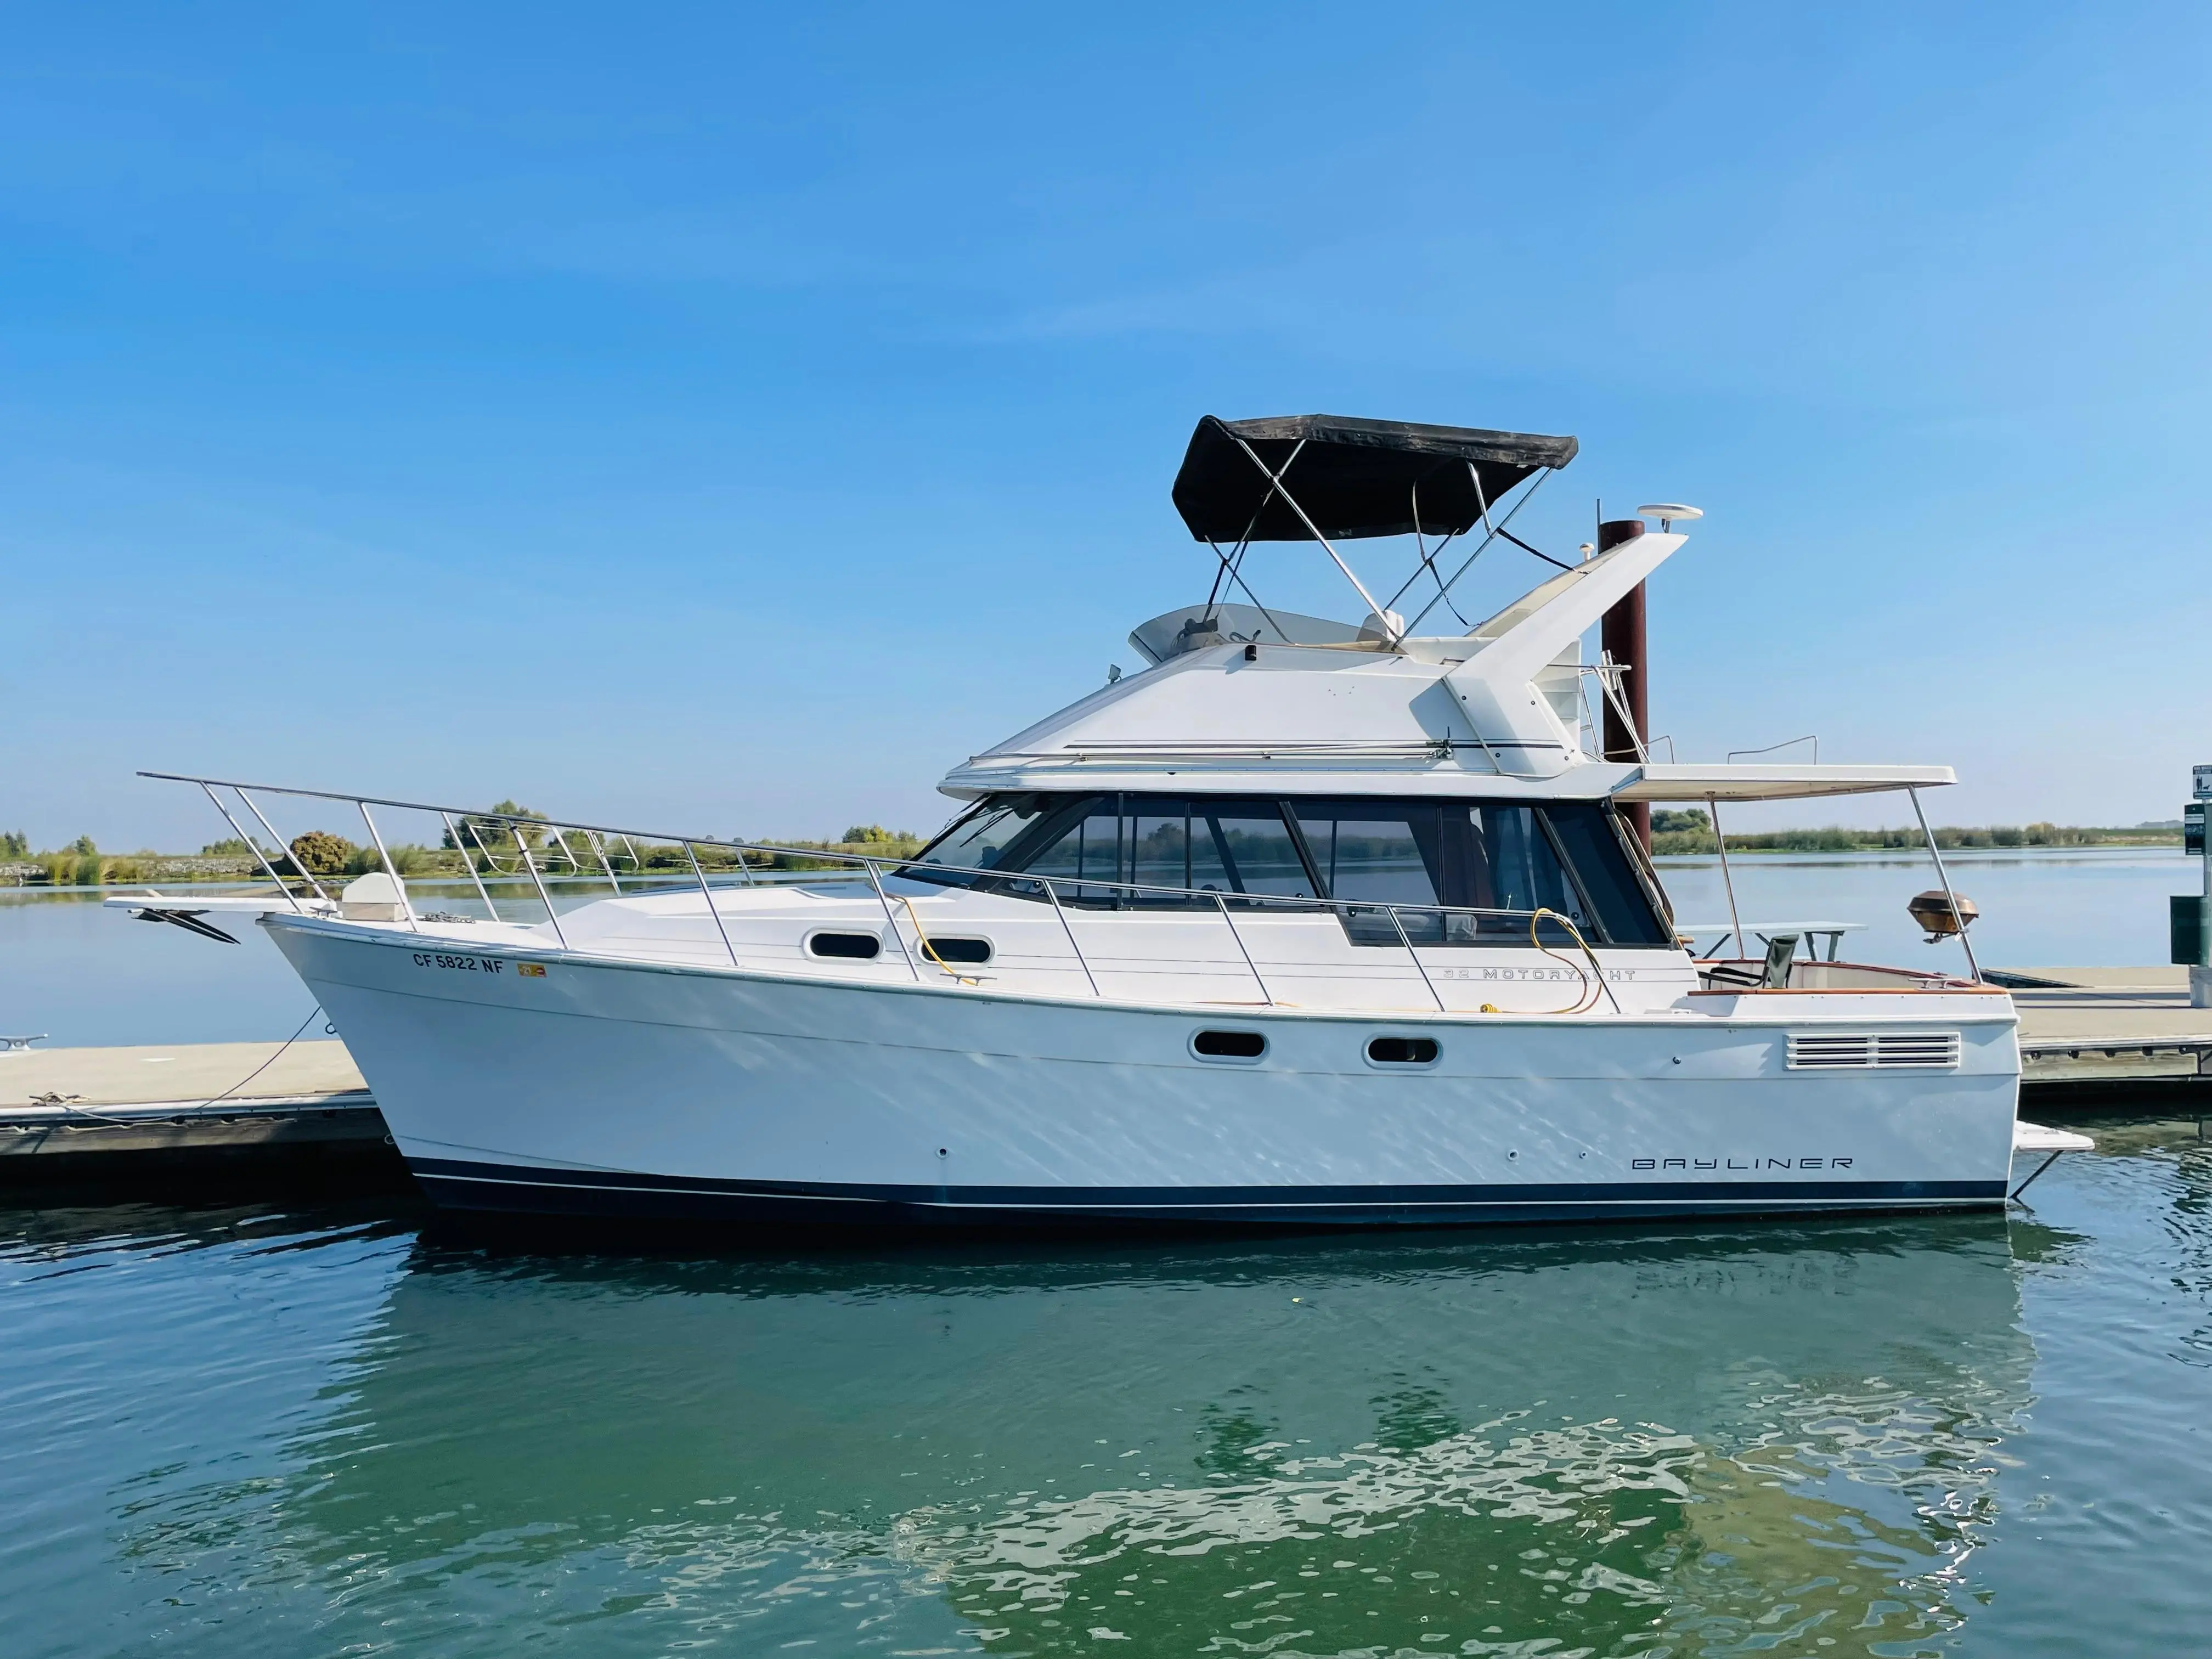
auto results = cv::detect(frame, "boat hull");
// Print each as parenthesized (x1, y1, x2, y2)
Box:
(267, 917, 2021, 1230)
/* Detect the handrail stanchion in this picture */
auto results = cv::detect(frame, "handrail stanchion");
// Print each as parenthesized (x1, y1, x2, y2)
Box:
(1043, 877, 1103, 997)
(585, 830, 624, 898)
(862, 857, 923, 981)
(1213, 893, 1274, 1006)
(685, 841, 740, 968)
(514, 825, 568, 950)
(727, 836, 759, 887)
(443, 812, 499, 920)
(459, 817, 505, 922)
(237, 787, 330, 906)
(202, 783, 304, 913)
(357, 803, 419, 931)
(1384, 903, 1449, 1013)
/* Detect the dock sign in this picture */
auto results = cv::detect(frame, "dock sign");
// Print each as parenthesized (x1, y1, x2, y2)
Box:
(2196, 764, 2212, 799)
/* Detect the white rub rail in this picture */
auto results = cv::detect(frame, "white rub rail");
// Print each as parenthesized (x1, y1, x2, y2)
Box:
(139, 771, 1621, 1017)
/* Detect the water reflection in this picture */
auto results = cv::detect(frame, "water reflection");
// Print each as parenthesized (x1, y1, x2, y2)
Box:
(138, 1218, 2038, 1657)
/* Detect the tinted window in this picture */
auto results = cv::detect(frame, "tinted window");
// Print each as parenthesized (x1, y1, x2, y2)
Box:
(1465, 804, 1584, 940)
(905, 792, 1667, 945)
(1203, 808, 1317, 899)
(1542, 803, 1673, 946)
(1294, 803, 1439, 906)
(1128, 799, 1317, 908)
(1019, 799, 1125, 904)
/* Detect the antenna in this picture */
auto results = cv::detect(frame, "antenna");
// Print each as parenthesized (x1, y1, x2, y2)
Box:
(1637, 503, 1703, 533)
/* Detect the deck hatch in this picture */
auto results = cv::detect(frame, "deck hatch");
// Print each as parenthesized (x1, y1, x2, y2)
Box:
(1787, 1031, 1961, 1070)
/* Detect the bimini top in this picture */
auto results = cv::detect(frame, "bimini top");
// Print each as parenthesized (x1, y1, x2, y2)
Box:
(1171, 414, 1578, 543)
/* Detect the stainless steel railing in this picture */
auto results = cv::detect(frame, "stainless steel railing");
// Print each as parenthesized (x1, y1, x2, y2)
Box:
(139, 771, 1616, 1014)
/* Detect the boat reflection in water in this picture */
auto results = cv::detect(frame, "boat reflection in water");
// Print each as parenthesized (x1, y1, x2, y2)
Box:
(262, 1216, 2049, 1655)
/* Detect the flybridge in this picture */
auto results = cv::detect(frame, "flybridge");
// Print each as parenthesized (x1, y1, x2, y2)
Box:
(1165, 412, 1581, 648)
(946, 411, 1959, 812)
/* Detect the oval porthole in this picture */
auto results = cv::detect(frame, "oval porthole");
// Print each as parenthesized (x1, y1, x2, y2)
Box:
(1193, 1029, 1267, 1061)
(923, 936, 992, 965)
(809, 931, 883, 960)
(1368, 1035, 1440, 1065)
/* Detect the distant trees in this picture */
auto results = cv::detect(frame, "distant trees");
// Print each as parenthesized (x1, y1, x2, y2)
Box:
(287, 831, 356, 877)
(443, 800, 548, 860)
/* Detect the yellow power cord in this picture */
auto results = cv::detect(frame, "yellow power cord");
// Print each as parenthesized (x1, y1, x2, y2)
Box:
(1523, 907, 1621, 1015)
(898, 895, 983, 985)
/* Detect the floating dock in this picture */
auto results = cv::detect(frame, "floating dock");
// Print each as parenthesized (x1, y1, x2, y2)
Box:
(0, 970, 2196, 1188)
(1996, 966, 2212, 1092)
(0, 1039, 395, 1183)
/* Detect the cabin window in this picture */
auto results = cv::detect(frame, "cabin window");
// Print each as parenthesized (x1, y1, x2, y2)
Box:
(1018, 799, 1126, 905)
(808, 931, 882, 960)
(922, 935, 991, 965)
(901, 793, 1669, 946)
(1192, 1029, 1267, 1060)
(1368, 1035, 1441, 1065)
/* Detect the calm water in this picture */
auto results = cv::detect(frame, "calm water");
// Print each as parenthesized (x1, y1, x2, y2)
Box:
(0, 848, 2194, 1046)
(6, 1122, 2211, 1657)
(4, 850, 2207, 1654)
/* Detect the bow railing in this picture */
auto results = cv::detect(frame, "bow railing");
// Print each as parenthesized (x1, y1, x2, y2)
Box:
(137, 771, 1618, 1015)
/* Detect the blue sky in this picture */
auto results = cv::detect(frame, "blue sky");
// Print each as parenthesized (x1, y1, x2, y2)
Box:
(4, 2, 2207, 850)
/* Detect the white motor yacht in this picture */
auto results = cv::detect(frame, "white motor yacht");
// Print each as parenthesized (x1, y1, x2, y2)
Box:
(121, 414, 2076, 1228)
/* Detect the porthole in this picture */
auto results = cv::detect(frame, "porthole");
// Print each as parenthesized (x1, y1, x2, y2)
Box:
(808, 931, 883, 960)
(1192, 1029, 1267, 1062)
(922, 936, 992, 965)
(1368, 1035, 1440, 1065)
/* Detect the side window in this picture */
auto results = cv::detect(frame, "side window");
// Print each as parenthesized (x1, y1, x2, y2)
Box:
(1200, 807, 1317, 900)
(1130, 806, 1201, 902)
(1291, 802, 1442, 905)
(1018, 801, 1125, 906)
(1291, 800, 1446, 944)
(1466, 805, 1584, 934)
(1540, 804, 1672, 945)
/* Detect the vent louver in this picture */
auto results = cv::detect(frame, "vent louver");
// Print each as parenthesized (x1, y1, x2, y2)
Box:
(1787, 1031, 1962, 1070)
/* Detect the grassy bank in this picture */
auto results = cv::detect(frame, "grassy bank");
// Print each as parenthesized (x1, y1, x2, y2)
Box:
(0, 822, 928, 887)
(3, 812, 2179, 887)
(1649, 810, 2179, 857)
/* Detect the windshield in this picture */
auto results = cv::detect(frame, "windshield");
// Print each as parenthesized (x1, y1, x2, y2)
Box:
(906, 795, 1053, 883)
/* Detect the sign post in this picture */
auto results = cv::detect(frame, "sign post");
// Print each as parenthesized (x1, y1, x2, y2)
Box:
(2196, 766, 2212, 1008)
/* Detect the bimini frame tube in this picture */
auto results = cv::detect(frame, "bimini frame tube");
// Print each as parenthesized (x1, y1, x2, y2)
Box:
(1708, 794, 1745, 960)
(1909, 786, 1980, 982)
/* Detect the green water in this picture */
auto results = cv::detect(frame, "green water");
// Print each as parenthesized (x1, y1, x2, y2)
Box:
(6, 1113, 2208, 1656)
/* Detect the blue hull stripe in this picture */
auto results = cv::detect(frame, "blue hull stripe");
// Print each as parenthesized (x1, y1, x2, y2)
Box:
(407, 1156, 2007, 1227)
